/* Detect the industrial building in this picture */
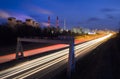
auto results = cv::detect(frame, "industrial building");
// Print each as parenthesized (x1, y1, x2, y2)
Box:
(16, 20, 22, 25)
(7, 17, 40, 27)
(25, 19, 33, 26)
(8, 17, 17, 27)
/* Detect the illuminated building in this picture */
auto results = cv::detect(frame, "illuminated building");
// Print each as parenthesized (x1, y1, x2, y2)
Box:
(35, 22, 40, 27)
(33, 21, 40, 27)
(72, 27, 83, 34)
(8, 17, 16, 27)
(26, 19, 33, 26)
(16, 20, 22, 25)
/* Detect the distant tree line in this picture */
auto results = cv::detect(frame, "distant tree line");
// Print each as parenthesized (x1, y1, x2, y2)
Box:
(0, 23, 77, 46)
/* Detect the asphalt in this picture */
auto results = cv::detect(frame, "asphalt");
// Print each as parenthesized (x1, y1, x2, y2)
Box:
(53, 34, 120, 79)
(1, 34, 120, 79)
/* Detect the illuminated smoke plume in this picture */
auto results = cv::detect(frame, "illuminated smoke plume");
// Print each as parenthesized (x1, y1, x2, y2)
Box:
(26, 5, 53, 15)
(12, 13, 35, 21)
(0, 10, 35, 22)
(0, 10, 10, 19)
(41, 22, 50, 27)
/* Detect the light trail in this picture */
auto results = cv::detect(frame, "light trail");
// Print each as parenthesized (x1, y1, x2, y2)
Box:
(0, 34, 113, 79)
(0, 34, 101, 63)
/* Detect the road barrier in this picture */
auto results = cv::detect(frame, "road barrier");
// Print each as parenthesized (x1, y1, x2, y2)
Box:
(16, 37, 75, 79)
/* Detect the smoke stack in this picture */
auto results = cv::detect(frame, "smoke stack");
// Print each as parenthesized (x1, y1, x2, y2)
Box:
(56, 16, 59, 28)
(48, 16, 50, 27)
(64, 19, 66, 30)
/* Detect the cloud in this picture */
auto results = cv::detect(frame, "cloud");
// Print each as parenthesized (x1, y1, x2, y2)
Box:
(0, 10, 10, 19)
(101, 8, 117, 12)
(26, 5, 53, 15)
(41, 21, 56, 27)
(0, 10, 35, 21)
(87, 17, 101, 22)
(41, 22, 49, 26)
(77, 21, 84, 24)
(11, 13, 34, 21)
(118, 21, 120, 25)
(106, 14, 115, 19)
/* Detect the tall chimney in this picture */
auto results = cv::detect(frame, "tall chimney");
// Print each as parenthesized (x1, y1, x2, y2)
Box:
(56, 16, 59, 28)
(48, 16, 50, 27)
(64, 19, 66, 30)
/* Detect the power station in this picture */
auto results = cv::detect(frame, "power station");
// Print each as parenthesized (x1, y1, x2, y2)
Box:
(7, 17, 40, 27)
(48, 16, 50, 27)
(56, 16, 59, 28)
(7, 16, 68, 30)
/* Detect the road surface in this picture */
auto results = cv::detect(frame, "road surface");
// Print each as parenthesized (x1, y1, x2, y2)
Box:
(0, 39, 86, 64)
(0, 34, 113, 79)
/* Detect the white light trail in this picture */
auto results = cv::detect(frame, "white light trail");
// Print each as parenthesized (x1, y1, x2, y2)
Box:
(0, 34, 113, 79)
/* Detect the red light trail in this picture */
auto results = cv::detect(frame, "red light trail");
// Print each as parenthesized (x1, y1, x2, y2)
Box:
(0, 39, 89, 64)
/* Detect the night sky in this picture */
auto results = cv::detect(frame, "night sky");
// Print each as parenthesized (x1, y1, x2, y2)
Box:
(0, 0, 120, 30)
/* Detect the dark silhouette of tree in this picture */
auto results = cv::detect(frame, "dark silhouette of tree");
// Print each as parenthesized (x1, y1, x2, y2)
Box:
(0, 22, 83, 46)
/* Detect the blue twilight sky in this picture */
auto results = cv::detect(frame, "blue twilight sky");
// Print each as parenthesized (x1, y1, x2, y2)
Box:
(0, 0, 120, 30)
